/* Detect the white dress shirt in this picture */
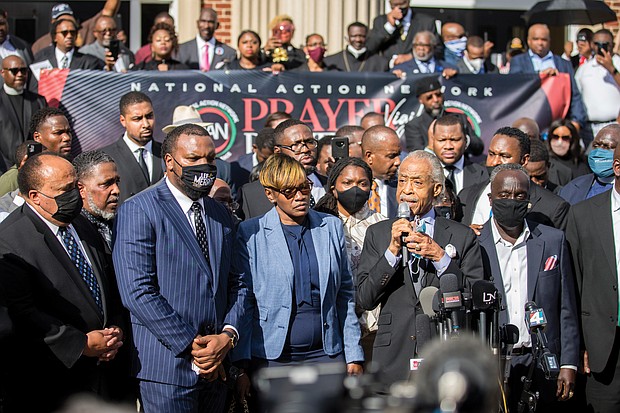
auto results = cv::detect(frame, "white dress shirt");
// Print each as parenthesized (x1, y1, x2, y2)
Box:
(308, 172, 326, 202)
(123, 132, 153, 181)
(55, 47, 75, 68)
(373, 178, 389, 217)
(491, 218, 531, 348)
(472, 182, 492, 225)
(443, 156, 465, 194)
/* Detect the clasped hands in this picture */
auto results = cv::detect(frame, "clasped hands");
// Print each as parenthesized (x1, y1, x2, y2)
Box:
(389, 218, 445, 262)
(191, 332, 233, 382)
(84, 325, 123, 362)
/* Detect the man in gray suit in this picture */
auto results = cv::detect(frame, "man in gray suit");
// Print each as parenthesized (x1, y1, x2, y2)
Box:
(102, 92, 163, 204)
(177, 8, 236, 71)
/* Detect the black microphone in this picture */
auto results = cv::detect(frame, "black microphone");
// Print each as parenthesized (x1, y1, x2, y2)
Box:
(439, 273, 463, 334)
(416, 314, 432, 355)
(472, 280, 499, 343)
(397, 202, 410, 267)
(524, 301, 560, 379)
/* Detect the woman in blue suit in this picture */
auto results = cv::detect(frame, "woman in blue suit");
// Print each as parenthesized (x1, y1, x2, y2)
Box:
(232, 154, 364, 395)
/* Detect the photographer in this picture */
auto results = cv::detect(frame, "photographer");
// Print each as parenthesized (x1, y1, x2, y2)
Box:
(575, 29, 620, 142)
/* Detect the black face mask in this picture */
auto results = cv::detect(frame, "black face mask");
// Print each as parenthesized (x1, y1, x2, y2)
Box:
(337, 186, 370, 215)
(40, 187, 83, 224)
(491, 199, 529, 229)
(173, 157, 217, 198)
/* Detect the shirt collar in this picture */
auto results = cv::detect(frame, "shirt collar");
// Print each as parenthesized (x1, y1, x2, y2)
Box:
(55, 46, 74, 64)
(418, 207, 436, 224)
(3, 83, 23, 95)
(196, 35, 217, 49)
(612, 185, 620, 213)
(340, 203, 373, 225)
(443, 156, 464, 172)
(528, 49, 553, 61)
(347, 45, 366, 59)
(165, 176, 204, 215)
(122, 131, 153, 153)
(491, 217, 530, 247)
(0, 37, 16, 50)
(26, 201, 64, 236)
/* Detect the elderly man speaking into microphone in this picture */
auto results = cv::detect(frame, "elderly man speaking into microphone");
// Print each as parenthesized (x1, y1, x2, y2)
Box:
(357, 150, 485, 387)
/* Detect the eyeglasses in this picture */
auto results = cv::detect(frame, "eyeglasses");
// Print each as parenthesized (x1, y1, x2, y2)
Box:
(268, 181, 313, 199)
(56, 29, 77, 37)
(550, 134, 572, 142)
(275, 138, 318, 154)
(2, 67, 27, 75)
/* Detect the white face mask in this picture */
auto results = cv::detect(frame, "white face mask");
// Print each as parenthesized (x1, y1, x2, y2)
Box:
(466, 56, 484, 73)
(347, 44, 366, 58)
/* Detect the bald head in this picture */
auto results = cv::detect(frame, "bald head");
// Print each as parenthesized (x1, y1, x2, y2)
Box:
(362, 126, 401, 180)
(596, 124, 620, 151)
(441, 22, 465, 42)
(361, 112, 384, 130)
(1, 55, 28, 90)
(528, 24, 551, 57)
(512, 118, 540, 140)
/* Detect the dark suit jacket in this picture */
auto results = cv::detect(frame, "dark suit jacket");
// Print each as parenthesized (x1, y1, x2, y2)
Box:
(459, 180, 570, 230)
(33, 46, 104, 70)
(558, 173, 610, 206)
(479, 219, 579, 367)
(102, 138, 163, 204)
(509, 53, 587, 126)
(566, 191, 618, 372)
(456, 58, 498, 74)
(366, 11, 437, 57)
(240, 179, 273, 220)
(548, 160, 572, 186)
(230, 153, 253, 199)
(357, 216, 485, 386)
(403, 109, 484, 156)
(0, 206, 125, 411)
(177, 39, 237, 70)
(324, 49, 388, 72)
(0, 88, 47, 167)
(461, 159, 489, 192)
(112, 180, 244, 386)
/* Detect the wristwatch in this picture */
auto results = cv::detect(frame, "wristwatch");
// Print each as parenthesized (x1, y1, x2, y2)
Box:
(222, 330, 238, 348)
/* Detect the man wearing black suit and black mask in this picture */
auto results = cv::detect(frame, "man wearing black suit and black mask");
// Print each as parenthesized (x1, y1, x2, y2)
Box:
(357, 150, 485, 387)
(566, 143, 620, 412)
(459, 127, 570, 232)
(102, 92, 163, 204)
(430, 114, 488, 195)
(0, 153, 125, 412)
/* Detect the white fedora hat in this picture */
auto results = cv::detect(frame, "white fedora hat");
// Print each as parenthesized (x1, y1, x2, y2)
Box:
(162, 105, 213, 134)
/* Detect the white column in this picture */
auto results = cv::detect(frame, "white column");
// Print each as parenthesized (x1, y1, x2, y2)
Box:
(129, 0, 141, 51)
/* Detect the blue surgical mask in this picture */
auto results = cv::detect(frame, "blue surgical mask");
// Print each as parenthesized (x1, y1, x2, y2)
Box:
(588, 148, 615, 178)
(445, 36, 467, 57)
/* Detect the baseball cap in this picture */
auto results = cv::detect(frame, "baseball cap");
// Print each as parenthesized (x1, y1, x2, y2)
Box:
(51, 3, 74, 20)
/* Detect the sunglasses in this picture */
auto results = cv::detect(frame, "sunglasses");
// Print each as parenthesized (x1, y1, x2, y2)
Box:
(268, 181, 313, 199)
(550, 134, 572, 142)
(2, 67, 28, 75)
(56, 29, 77, 37)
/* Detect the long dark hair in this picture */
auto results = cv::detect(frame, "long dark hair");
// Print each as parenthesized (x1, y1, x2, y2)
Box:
(314, 157, 373, 216)
(547, 119, 582, 164)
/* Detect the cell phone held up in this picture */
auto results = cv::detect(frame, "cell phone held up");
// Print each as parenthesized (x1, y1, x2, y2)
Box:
(107, 39, 120, 60)
(27, 142, 43, 157)
(331, 137, 349, 160)
(595, 41, 610, 56)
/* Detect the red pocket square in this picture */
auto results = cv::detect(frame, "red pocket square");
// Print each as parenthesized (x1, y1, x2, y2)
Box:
(544, 255, 558, 271)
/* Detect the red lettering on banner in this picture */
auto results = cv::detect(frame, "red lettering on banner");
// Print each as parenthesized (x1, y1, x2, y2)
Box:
(345, 99, 370, 125)
(299, 99, 324, 131)
(243, 98, 269, 131)
(317, 99, 346, 131)
(269, 99, 294, 115)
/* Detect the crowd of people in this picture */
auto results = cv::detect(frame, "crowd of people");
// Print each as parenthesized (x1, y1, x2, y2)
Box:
(1, 0, 620, 413)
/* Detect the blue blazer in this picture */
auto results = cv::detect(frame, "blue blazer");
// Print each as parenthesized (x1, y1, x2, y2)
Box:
(112, 179, 245, 387)
(509, 53, 587, 126)
(558, 173, 605, 205)
(232, 208, 364, 363)
(479, 220, 579, 367)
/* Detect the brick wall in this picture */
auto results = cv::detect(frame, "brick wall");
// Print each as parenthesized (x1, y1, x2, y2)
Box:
(605, 1, 620, 36)
(203, 0, 233, 45)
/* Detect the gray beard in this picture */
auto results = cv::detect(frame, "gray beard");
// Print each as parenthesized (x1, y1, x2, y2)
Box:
(87, 194, 115, 221)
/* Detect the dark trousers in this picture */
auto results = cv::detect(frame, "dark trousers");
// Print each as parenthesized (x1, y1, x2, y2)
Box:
(139, 378, 228, 413)
(506, 353, 562, 412)
(586, 328, 620, 413)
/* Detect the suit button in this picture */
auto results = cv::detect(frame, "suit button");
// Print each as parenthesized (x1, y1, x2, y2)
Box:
(410, 336, 416, 341)
(614, 285, 618, 291)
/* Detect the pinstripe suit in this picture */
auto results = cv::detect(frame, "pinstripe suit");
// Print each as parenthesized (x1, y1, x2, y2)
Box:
(113, 178, 245, 412)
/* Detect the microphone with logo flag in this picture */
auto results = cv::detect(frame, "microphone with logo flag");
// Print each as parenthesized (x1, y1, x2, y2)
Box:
(397, 202, 410, 267)
(472, 280, 498, 345)
(439, 273, 463, 336)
